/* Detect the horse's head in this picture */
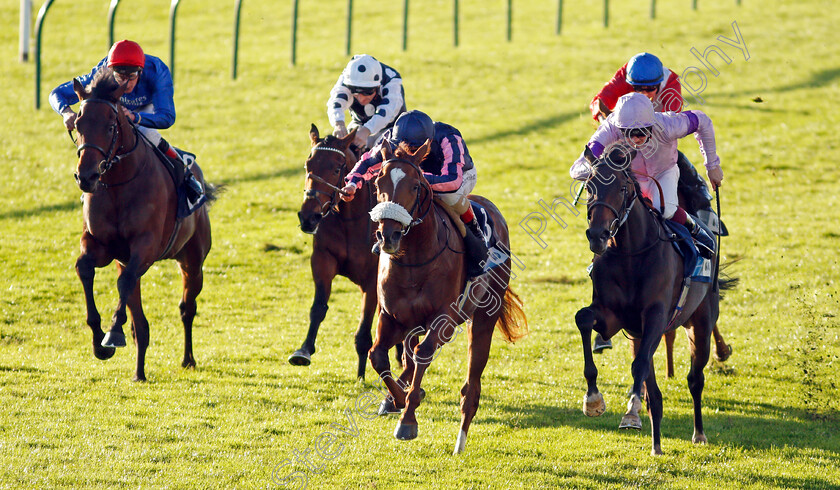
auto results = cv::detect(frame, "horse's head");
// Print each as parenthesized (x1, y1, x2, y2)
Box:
(298, 124, 357, 234)
(72, 69, 130, 193)
(371, 140, 432, 254)
(584, 147, 638, 255)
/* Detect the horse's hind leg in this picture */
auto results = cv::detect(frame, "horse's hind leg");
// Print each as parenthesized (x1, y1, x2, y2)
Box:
(125, 278, 150, 382)
(76, 234, 115, 360)
(712, 324, 732, 362)
(644, 362, 664, 455)
(454, 309, 495, 454)
(664, 330, 677, 378)
(177, 249, 207, 370)
(353, 287, 377, 380)
(686, 301, 714, 446)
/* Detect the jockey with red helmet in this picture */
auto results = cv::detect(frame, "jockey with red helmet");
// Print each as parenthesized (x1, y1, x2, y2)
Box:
(49, 40, 201, 202)
(327, 54, 406, 151)
(589, 52, 724, 236)
(571, 93, 723, 257)
(341, 110, 488, 278)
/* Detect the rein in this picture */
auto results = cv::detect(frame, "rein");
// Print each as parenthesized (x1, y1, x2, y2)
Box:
(75, 98, 143, 187)
(303, 144, 354, 218)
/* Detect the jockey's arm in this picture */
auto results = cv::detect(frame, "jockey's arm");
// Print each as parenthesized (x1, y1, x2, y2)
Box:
(49, 58, 107, 115)
(667, 110, 723, 188)
(423, 135, 465, 192)
(327, 75, 351, 131)
(135, 62, 175, 129)
(589, 64, 632, 121)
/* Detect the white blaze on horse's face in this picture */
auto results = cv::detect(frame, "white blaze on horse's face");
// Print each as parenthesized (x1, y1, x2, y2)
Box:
(389, 168, 406, 191)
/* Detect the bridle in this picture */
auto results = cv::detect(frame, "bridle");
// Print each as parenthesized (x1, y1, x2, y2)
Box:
(75, 98, 140, 178)
(303, 144, 353, 218)
(374, 158, 433, 237)
(586, 168, 638, 239)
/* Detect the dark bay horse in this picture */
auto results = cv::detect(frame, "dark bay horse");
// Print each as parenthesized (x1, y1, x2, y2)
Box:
(71, 71, 216, 381)
(575, 151, 735, 455)
(292, 125, 401, 379)
(368, 141, 527, 454)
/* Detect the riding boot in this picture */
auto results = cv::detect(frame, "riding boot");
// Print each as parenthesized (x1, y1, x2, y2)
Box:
(463, 219, 489, 278)
(371, 242, 381, 255)
(685, 215, 715, 259)
(593, 333, 613, 353)
(158, 139, 203, 205)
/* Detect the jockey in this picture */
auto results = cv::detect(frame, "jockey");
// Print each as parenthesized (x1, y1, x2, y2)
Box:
(571, 93, 722, 258)
(49, 40, 202, 203)
(589, 53, 722, 233)
(340, 110, 488, 278)
(327, 54, 406, 151)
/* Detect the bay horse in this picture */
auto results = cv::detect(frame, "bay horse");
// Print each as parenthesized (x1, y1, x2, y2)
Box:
(575, 149, 736, 455)
(292, 125, 402, 379)
(71, 70, 216, 381)
(368, 141, 527, 454)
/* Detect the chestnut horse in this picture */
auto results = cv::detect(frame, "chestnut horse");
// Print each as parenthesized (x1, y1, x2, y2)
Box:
(368, 141, 527, 454)
(292, 125, 401, 379)
(71, 71, 216, 381)
(575, 152, 736, 455)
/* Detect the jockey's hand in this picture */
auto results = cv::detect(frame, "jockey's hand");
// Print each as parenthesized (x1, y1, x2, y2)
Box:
(333, 122, 348, 138)
(707, 166, 724, 190)
(121, 107, 135, 122)
(61, 110, 77, 131)
(353, 126, 371, 148)
(340, 184, 357, 202)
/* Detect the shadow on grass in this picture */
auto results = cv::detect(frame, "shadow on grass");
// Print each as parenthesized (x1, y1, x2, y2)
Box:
(470, 110, 583, 145)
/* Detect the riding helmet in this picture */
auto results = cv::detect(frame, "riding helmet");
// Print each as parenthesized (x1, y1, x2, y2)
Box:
(626, 52, 664, 86)
(107, 40, 145, 68)
(389, 110, 435, 147)
(343, 54, 382, 88)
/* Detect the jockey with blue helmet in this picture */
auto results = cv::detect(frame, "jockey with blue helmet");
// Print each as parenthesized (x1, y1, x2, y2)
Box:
(589, 52, 724, 236)
(328, 54, 406, 151)
(571, 93, 723, 258)
(341, 110, 488, 278)
(49, 40, 202, 202)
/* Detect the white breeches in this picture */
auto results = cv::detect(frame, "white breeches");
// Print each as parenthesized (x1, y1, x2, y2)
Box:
(637, 165, 679, 219)
(436, 167, 477, 215)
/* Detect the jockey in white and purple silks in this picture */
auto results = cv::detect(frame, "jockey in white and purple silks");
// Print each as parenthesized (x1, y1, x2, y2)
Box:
(571, 92, 724, 256)
(341, 110, 488, 278)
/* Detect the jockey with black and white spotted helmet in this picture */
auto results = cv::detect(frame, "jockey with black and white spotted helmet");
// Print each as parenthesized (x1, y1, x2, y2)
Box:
(327, 54, 406, 151)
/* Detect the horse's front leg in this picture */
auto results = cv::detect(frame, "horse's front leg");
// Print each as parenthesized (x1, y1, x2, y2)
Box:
(102, 242, 155, 349)
(369, 313, 408, 415)
(621, 302, 666, 454)
(289, 254, 336, 366)
(575, 305, 619, 417)
(124, 275, 149, 382)
(394, 321, 447, 441)
(76, 232, 115, 360)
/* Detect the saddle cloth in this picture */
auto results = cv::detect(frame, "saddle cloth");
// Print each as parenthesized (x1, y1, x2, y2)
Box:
(173, 149, 207, 219)
(468, 201, 505, 274)
(663, 220, 714, 283)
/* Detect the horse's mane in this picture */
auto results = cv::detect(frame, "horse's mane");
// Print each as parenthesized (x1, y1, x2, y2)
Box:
(88, 68, 121, 102)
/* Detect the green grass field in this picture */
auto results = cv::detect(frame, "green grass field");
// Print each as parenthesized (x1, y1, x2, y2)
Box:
(2, 0, 839, 487)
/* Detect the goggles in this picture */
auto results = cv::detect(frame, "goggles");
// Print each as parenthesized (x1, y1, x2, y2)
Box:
(347, 85, 377, 96)
(632, 85, 658, 93)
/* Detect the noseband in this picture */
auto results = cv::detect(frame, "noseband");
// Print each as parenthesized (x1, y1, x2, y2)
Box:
(76, 98, 139, 176)
(303, 144, 351, 217)
(369, 158, 432, 236)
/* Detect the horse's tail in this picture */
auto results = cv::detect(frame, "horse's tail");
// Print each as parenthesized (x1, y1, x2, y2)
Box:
(717, 260, 740, 300)
(202, 182, 225, 208)
(495, 285, 529, 343)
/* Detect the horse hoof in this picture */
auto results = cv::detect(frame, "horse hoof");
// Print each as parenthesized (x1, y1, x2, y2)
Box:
(583, 392, 606, 417)
(692, 432, 708, 444)
(288, 350, 312, 366)
(182, 359, 196, 369)
(651, 445, 663, 456)
(133, 375, 147, 382)
(378, 397, 401, 416)
(394, 422, 418, 440)
(593, 335, 613, 353)
(714, 344, 733, 362)
(101, 331, 126, 348)
(93, 345, 115, 360)
(619, 414, 642, 430)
